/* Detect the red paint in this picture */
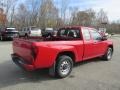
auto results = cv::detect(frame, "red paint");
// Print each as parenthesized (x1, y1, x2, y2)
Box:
(12, 26, 113, 71)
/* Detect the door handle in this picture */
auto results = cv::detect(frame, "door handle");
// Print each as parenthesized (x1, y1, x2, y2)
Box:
(93, 41, 97, 44)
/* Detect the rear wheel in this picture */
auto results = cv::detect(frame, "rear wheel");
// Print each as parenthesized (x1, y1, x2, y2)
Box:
(102, 47, 113, 61)
(55, 55, 73, 78)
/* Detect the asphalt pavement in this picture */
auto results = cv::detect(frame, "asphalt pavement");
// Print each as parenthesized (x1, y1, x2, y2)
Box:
(0, 37, 120, 90)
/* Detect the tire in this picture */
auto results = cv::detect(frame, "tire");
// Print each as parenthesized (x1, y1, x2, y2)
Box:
(101, 47, 113, 61)
(25, 34, 28, 38)
(55, 55, 73, 78)
(0, 36, 4, 41)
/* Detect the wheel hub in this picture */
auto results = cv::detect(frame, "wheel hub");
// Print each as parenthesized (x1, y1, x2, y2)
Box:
(60, 61, 70, 75)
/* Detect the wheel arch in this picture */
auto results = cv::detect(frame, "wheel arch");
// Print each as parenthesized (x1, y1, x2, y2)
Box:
(25, 33, 28, 36)
(49, 51, 76, 77)
(108, 45, 113, 52)
(56, 51, 76, 63)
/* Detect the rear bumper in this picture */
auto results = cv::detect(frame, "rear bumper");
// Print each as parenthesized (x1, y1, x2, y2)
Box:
(11, 54, 35, 71)
(3, 35, 17, 39)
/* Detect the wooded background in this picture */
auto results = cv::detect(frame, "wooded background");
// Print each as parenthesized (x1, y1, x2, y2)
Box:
(0, 0, 120, 33)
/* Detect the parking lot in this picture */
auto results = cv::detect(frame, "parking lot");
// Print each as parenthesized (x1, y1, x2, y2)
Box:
(0, 37, 120, 90)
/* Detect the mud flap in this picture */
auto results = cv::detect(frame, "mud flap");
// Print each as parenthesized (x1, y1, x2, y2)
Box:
(49, 62, 56, 77)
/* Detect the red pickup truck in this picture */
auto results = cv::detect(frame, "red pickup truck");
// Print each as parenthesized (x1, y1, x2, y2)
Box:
(11, 26, 113, 78)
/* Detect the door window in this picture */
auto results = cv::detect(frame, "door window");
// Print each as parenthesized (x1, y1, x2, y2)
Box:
(90, 29, 102, 41)
(82, 28, 91, 41)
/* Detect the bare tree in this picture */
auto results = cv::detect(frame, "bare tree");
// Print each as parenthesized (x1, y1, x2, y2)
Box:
(0, 0, 117, 34)
(14, 3, 29, 29)
(38, 0, 59, 28)
(107, 21, 120, 34)
(69, 7, 79, 25)
(0, 8, 7, 27)
(60, 0, 69, 23)
(25, 0, 40, 26)
(96, 9, 109, 27)
(0, 0, 18, 26)
(71, 9, 96, 26)
(10, 4, 16, 26)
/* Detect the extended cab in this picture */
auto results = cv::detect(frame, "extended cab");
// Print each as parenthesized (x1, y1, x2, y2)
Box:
(11, 26, 113, 78)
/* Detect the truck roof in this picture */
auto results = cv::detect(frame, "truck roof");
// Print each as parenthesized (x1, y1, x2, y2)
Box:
(61, 26, 95, 30)
(6, 28, 16, 29)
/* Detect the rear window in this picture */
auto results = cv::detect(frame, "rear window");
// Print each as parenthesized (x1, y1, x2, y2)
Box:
(58, 28, 81, 39)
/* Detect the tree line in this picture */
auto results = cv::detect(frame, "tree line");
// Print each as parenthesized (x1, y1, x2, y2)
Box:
(0, 0, 120, 33)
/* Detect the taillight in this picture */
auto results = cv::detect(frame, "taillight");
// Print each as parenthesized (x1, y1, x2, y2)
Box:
(31, 46, 38, 59)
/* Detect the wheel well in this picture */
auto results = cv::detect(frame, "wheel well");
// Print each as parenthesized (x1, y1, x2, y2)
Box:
(108, 45, 113, 52)
(56, 51, 76, 63)
(25, 33, 28, 36)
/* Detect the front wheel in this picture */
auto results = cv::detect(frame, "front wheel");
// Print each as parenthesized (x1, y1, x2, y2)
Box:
(55, 55, 73, 78)
(102, 47, 113, 61)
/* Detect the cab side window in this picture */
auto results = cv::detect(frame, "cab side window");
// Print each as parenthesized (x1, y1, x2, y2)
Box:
(90, 29, 102, 41)
(82, 29, 91, 41)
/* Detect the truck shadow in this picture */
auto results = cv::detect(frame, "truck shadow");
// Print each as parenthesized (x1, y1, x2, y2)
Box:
(0, 60, 56, 88)
(0, 58, 103, 88)
(74, 58, 104, 67)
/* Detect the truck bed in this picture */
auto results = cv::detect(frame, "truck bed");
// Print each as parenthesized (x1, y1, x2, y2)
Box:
(18, 36, 81, 42)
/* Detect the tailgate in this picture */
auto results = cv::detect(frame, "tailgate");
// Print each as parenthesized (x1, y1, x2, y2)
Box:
(13, 38, 35, 64)
(30, 30, 41, 36)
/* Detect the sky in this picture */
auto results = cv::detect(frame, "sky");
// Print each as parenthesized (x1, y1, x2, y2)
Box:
(55, 0, 120, 22)
(20, 0, 120, 22)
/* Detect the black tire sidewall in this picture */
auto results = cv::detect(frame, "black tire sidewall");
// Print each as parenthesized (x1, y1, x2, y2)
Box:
(0, 36, 3, 41)
(56, 55, 73, 78)
(103, 47, 113, 60)
(107, 48, 113, 60)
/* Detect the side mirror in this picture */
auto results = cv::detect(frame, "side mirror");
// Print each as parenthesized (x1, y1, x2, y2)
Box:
(102, 36, 108, 40)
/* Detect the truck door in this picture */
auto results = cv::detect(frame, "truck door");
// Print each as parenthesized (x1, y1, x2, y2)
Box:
(82, 28, 95, 60)
(89, 29, 107, 56)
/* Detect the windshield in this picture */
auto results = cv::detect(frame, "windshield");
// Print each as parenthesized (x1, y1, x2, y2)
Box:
(6, 28, 16, 31)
